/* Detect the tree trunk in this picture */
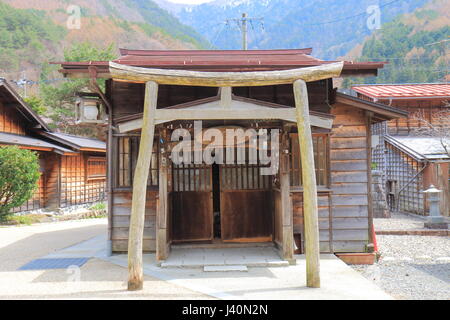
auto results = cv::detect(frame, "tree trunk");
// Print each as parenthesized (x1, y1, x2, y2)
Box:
(293, 79, 321, 288)
(127, 81, 158, 291)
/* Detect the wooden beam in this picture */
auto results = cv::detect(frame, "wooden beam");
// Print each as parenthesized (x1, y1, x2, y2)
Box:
(220, 87, 232, 109)
(293, 79, 321, 288)
(117, 108, 334, 133)
(127, 81, 158, 291)
(109, 61, 344, 87)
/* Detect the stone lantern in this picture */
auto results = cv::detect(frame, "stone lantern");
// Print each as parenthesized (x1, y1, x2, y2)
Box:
(76, 94, 107, 124)
(423, 185, 448, 229)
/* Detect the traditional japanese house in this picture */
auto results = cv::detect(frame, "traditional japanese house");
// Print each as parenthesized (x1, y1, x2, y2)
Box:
(0, 79, 107, 212)
(353, 84, 449, 217)
(55, 48, 407, 269)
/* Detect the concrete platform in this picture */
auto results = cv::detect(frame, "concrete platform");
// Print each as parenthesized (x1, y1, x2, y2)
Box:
(43, 237, 393, 300)
(105, 253, 392, 300)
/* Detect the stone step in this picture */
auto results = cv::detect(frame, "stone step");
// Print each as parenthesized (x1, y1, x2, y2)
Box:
(160, 260, 290, 268)
(204, 265, 248, 272)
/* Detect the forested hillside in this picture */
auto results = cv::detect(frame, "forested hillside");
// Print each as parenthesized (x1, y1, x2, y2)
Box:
(0, 3, 66, 78)
(0, 0, 209, 137)
(342, 0, 449, 87)
(0, 0, 208, 81)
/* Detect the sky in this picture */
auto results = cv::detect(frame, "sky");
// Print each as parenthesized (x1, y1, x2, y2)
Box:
(165, 0, 215, 4)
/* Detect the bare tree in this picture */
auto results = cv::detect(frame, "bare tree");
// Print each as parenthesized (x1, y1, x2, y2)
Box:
(410, 101, 450, 157)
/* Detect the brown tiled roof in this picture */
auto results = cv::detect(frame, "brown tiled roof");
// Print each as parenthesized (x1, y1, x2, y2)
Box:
(353, 83, 450, 99)
(54, 48, 385, 76)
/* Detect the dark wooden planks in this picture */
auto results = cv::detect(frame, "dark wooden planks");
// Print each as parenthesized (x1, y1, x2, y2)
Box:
(0, 100, 26, 135)
(171, 191, 213, 242)
(221, 190, 273, 242)
(330, 104, 370, 252)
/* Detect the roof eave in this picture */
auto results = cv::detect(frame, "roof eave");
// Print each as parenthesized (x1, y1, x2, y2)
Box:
(0, 81, 51, 132)
(35, 131, 82, 151)
(335, 92, 408, 121)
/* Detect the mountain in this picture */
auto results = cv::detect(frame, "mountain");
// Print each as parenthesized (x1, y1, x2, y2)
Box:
(342, 0, 450, 86)
(159, 0, 430, 59)
(0, 0, 209, 82)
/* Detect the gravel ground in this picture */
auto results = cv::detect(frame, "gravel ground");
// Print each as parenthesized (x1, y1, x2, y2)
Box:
(374, 212, 445, 231)
(352, 235, 450, 300)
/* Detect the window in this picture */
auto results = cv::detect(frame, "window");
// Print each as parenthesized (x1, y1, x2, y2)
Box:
(289, 133, 329, 187)
(86, 157, 106, 180)
(117, 136, 159, 188)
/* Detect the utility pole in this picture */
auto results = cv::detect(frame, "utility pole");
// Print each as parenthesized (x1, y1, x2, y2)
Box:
(242, 13, 248, 50)
(426, 38, 449, 82)
(225, 13, 264, 50)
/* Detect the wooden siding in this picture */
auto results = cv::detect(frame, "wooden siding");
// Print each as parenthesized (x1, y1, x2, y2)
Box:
(273, 190, 283, 246)
(111, 190, 158, 252)
(43, 153, 61, 210)
(292, 191, 333, 252)
(329, 104, 370, 253)
(12, 152, 46, 212)
(373, 99, 450, 135)
(60, 154, 106, 208)
(0, 100, 26, 135)
(423, 162, 450, 217)
(12, 152, 107, 213)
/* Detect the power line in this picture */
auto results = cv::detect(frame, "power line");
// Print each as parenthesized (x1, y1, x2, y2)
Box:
(224, 13, 264, 50)
(209, 22, 227, 49)
(301, 0, 404, 26)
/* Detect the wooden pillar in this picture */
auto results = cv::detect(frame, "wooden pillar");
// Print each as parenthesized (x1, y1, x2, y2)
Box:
(127, 81, 158, 291)
(280, 131, 294, 262)
(436, 163, 449, 217)
(44, 153, 61, 211)
(366, 112, 375, 250)
(293, 79, 321, 288)
(156, 128, 170, 261)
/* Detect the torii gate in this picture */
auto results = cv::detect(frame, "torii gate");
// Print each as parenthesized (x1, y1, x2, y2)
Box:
(108, 61, 344, 291)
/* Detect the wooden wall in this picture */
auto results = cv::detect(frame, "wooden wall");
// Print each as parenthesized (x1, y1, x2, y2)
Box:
(111, 190, 158, 252)
(0, 100, 26, 135)
(422, 162, 449, 217)
(329, 104, 370, 252)
(12, 152, 107, 213)
(43, 153, 61, 210)
(292, 191, 333, 252)
(60, 153, 106, 207)
(373, 98, 450, 135)
(273, 190, 283, 247)
(12, 152, 46, 212)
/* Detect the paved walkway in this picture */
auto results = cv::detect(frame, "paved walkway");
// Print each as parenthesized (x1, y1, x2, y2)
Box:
(0, 221, 393, 299)
(0, 220, 210, 299)
(0, 219, 106, 271)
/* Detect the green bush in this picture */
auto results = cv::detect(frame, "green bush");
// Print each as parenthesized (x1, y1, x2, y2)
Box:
(89, 202, 106, 211)
(0, 146, 40, 218)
